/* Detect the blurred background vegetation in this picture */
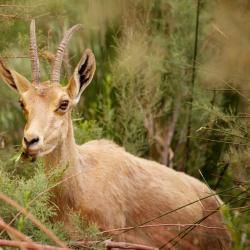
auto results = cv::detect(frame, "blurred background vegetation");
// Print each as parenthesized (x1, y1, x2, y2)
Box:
(0, 0, 249, 249)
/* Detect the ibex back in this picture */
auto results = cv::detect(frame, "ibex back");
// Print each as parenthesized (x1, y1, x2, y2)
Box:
(0, 20, 231, 249)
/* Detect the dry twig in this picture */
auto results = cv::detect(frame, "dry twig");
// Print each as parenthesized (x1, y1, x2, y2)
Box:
(162, 96, 181, 166)
(0, 192, 67, 248)
(99, 223, 226, 235)
(0, 217, 32, 243)
(0, 217, 44, 250)
(0, 170, 85, 237)
(0, 240, 68, 250)
(0, 239, 158, 250)
(70, 239, 158, 250)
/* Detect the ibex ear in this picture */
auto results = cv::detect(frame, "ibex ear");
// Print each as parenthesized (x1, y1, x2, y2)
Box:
(66, 49, 96, 103)
(0, 59, 31, 93)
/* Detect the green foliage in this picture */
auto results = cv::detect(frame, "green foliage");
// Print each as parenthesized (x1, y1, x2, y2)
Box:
(74, 118, 104, 144)
(222, 205, 247, 250)
(70, 212, 101, 241)
(0, 159, 67, 243)
(0, 0, 249, 248)
(0, 151, 103, 247)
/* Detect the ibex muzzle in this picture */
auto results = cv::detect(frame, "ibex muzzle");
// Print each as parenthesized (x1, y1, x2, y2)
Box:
(0, 20, 95, 160)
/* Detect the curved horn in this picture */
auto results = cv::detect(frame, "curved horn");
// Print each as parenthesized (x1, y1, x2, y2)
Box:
(51, 24, 83, 83)
(30, 19, 40, 84)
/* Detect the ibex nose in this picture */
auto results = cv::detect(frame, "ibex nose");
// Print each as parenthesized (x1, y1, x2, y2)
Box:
(23, 136, 40, 148)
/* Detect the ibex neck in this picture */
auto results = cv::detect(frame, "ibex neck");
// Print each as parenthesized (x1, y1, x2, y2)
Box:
(43, 114, 77, 171)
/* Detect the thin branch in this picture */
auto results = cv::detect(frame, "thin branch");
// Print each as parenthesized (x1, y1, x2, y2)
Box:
(206, 88, 250, 92)
(0, 14, 17, 18)
(184, 0, 201, 171)
(214, 163, 229, 190)
(188, 136, 249, 146)
(160, 210, 218, 249)
(196, 127, 248, 140)
(99, 223, 226, 235)
(223, 115, 250, 118)
(0, 3, 42, 8)
(1, 56, 30, 59)
(70, 239, 158, 250)
(0, 14, 28, 20)
(0, 218, 43, 250)
(0, 192, 67, 248)
(0, 170, 84, 237)
(198, 169, 221, 206)
(223, 80, 250, 101)
(0, 217, 32, 242)
(162, 96, 181, 167)
(164, 56, 250, 83)
(0, 240, 68, 250)
(104, 185, 240, 237)
(160, 188, 250, 249)
(32, 12, 51, 20)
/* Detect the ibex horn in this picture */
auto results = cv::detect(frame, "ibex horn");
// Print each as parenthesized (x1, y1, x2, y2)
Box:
(30, 19, 40, 84)
(51, 24, 83, 83)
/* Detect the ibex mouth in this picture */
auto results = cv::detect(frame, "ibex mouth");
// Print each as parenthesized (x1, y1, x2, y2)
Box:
(21, 151, 37, 162)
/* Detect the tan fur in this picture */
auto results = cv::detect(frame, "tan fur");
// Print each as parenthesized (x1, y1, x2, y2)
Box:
(0, 53, 231, 249)
(45, 121, 231, 249)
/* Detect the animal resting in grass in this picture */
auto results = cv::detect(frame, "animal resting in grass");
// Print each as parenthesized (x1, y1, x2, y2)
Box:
(0, 20, 231, 249)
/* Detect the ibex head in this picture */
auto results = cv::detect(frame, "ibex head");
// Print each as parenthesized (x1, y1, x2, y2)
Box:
(0, 20, 96, 159)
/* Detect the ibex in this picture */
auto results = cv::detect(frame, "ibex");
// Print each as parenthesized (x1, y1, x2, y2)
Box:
(0, 20, 231, 249)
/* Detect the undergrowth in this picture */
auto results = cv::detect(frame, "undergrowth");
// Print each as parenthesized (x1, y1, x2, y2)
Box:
(0, 0, 249, 249)
(0, 149, 104, 249)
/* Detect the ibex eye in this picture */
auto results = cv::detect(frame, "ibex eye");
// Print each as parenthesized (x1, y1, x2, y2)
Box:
(58, 100, 69, 111)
